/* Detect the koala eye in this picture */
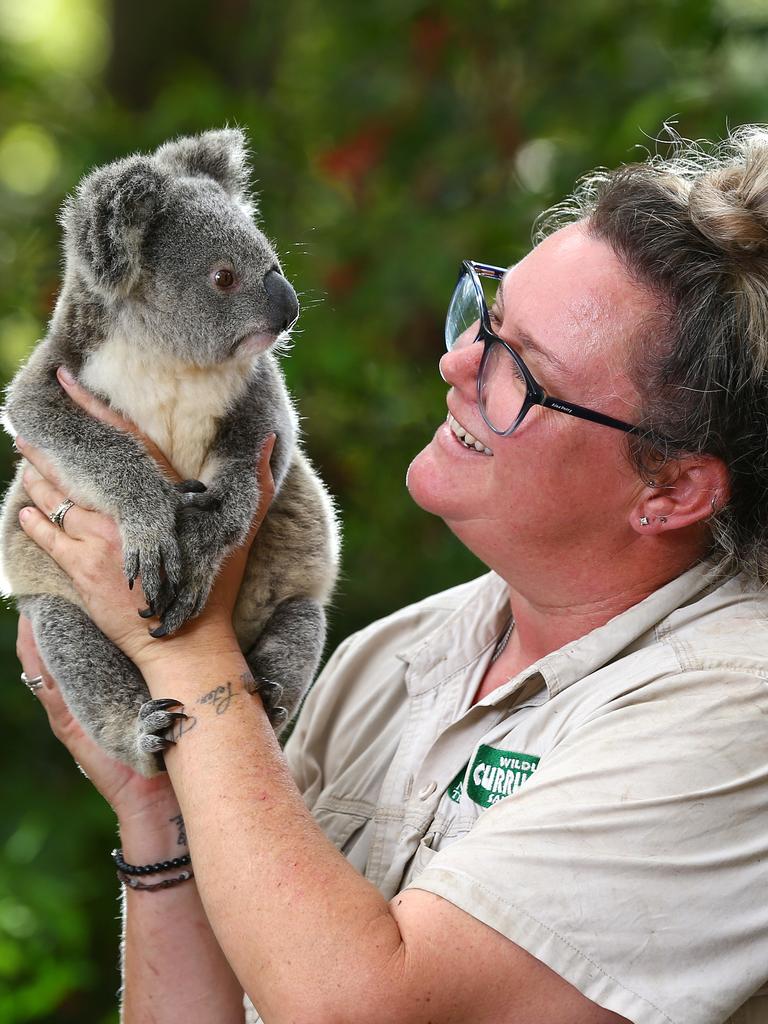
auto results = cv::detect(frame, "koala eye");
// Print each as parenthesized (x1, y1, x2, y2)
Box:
(212, 267, 236, 290)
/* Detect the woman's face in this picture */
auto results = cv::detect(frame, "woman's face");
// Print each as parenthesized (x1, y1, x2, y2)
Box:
(406, 222, 658, 576)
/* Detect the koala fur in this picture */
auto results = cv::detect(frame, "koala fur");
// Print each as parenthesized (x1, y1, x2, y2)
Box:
(0, 128, 339, 776)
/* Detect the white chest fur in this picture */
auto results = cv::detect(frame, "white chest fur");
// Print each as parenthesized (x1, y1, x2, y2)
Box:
(80, 334, 256, 481)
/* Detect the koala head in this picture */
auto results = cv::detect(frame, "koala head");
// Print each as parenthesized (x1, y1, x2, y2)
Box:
(60, 128, 298, 366)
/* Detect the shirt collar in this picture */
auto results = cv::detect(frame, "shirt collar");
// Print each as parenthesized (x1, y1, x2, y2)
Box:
(395, 560, 725, 701)
(395, 572, 510, 696)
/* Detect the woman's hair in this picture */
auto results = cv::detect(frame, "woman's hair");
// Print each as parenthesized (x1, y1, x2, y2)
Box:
(536, 125, 768, 583)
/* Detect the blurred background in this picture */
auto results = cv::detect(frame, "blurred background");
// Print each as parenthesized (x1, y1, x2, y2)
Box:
(1, 0, 767, 1017)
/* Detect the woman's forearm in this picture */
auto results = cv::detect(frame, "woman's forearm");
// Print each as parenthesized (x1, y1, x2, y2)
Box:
(119, 796, 245, 1023)
(137, 640, 406, 1024)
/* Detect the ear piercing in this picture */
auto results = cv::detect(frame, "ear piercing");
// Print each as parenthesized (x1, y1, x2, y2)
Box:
(639, 515, 668, 527)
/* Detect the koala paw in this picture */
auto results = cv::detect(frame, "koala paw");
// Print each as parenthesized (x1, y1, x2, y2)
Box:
(122, 523, 182, 610)
(154, 571, 213, 636)
(254, 677, 289, 728)
(137, 698, 186, 755)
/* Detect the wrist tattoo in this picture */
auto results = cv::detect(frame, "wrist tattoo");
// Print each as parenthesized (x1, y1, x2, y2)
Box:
(161, 672, 260, 746)
(198, 680, 234, 715)
(169, 813, 187, 847)
(196, 672, 255, 717)
(166, 712, 198, 743)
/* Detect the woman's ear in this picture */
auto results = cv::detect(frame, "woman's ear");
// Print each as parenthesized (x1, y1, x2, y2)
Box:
(631, 453, 731, 535)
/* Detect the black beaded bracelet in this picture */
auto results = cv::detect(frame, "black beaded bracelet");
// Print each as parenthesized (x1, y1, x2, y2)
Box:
(111, 847, 191, 876)
(118, 868, 194, 892)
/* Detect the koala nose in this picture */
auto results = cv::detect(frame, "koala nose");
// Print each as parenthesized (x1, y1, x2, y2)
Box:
(264, 269, 299, 331)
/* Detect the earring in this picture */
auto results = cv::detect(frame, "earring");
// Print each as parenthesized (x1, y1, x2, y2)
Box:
(639, 516, 650, 526)
(658, 516, 668, 525)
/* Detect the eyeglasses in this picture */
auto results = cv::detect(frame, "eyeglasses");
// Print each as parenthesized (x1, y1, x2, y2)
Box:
(445, 260, 652, 439)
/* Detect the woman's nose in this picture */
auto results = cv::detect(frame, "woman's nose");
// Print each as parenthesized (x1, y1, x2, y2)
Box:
(439, 338, 483, 387)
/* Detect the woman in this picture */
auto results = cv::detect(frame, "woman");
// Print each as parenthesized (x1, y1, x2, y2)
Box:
(16, 126, 768, 1024)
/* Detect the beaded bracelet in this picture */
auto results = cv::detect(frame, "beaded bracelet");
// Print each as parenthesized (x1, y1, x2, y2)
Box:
(111, 847, 191, 876)
(118, 868, 194, 892)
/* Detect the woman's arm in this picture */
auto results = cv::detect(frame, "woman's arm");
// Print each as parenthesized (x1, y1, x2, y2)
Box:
(119, 804, 245, 1022)
(17, 619, 245, 1023)
(16, 406, 628, 1024)
(14, 372, 248, 1023)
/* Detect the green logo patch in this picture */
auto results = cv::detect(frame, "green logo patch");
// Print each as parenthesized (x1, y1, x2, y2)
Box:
(447, 744, 540, 808)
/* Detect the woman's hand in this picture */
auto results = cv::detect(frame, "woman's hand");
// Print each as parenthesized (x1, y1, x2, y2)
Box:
(17, 614, 178, 819)
(16, 370, 276, 669)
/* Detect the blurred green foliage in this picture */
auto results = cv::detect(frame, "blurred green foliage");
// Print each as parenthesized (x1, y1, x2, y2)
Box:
(2, 0, 768, 1016)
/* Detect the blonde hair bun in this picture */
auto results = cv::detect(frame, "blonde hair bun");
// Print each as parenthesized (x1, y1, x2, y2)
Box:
(688, 135, 768, 256)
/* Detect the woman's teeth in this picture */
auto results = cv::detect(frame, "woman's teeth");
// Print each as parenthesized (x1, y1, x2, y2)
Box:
(447, 413, 493, 455)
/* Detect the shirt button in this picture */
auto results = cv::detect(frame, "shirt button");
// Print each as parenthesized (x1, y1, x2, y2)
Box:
(417, 781, 437, 800)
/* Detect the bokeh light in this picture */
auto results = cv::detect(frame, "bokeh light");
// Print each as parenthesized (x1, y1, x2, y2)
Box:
(0, 124, 61, 195)
(0, 0, 109, 76)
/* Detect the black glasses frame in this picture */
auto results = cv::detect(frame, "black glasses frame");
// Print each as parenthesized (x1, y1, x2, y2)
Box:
(451, 260, 652, 439)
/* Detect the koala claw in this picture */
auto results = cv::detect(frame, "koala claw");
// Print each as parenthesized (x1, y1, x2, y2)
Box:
(122, 536, 182, 609)
(124, 550, 140, 588)
(270, 706, 288, 726)
(139, 732, 173, 754)
(142, 709, 187, 731)
(139, 697, 183, 717)
(251, 677, 287, 727)
(138, 698, 186, 755)
(256, 677, 284, 706)
(138, 606, 155, 618)
(158, 587, 209, 636)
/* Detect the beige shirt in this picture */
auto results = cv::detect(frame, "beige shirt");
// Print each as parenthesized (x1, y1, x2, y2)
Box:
(245, 563, 768, 1024)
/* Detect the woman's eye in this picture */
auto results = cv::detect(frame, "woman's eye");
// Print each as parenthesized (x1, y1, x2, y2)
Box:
(489, 308, 503, 329)
(212, 268, 235, 289)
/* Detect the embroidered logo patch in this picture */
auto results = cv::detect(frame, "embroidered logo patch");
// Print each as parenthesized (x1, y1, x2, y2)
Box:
(447, 744, 540, 808)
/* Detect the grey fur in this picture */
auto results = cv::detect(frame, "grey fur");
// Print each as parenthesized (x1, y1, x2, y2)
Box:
(0, 128, 340, 775)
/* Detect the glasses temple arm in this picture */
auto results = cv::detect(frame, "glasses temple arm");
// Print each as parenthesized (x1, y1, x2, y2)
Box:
(540, 395, 649, 437)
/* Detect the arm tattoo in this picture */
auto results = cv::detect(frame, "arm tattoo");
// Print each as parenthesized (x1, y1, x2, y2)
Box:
(198, 680, 234, 715)
(196, 672, 256, 716)
(169, 813, 187, 847)
(164, 672, 259, 745)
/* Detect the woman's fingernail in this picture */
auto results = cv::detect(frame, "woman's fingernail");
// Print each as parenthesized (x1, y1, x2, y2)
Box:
(57, 366, 74, 386)
(15, 436, 27, 451)
(19, 507, 32, 523)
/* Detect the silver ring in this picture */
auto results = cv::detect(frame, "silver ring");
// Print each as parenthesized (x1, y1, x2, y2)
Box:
(49, 499, 75, 530)
(21, 671, 44, 692)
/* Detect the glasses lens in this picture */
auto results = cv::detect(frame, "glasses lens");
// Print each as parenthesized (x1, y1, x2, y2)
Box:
(479, 340, 528, 434)
(445, 271, 483, 351)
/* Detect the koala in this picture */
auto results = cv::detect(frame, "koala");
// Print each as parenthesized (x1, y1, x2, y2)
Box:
(0, 128, 339, 776)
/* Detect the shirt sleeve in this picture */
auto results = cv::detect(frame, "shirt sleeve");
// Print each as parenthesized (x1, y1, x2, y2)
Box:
(406, 669, 768, 1024)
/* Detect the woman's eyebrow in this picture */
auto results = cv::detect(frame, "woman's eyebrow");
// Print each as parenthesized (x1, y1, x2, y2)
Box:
(493, 284, 568, 376)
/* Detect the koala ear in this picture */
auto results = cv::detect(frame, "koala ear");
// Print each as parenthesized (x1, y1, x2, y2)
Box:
(60, 156, 167, 297)
(153, 128, 252, 200)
